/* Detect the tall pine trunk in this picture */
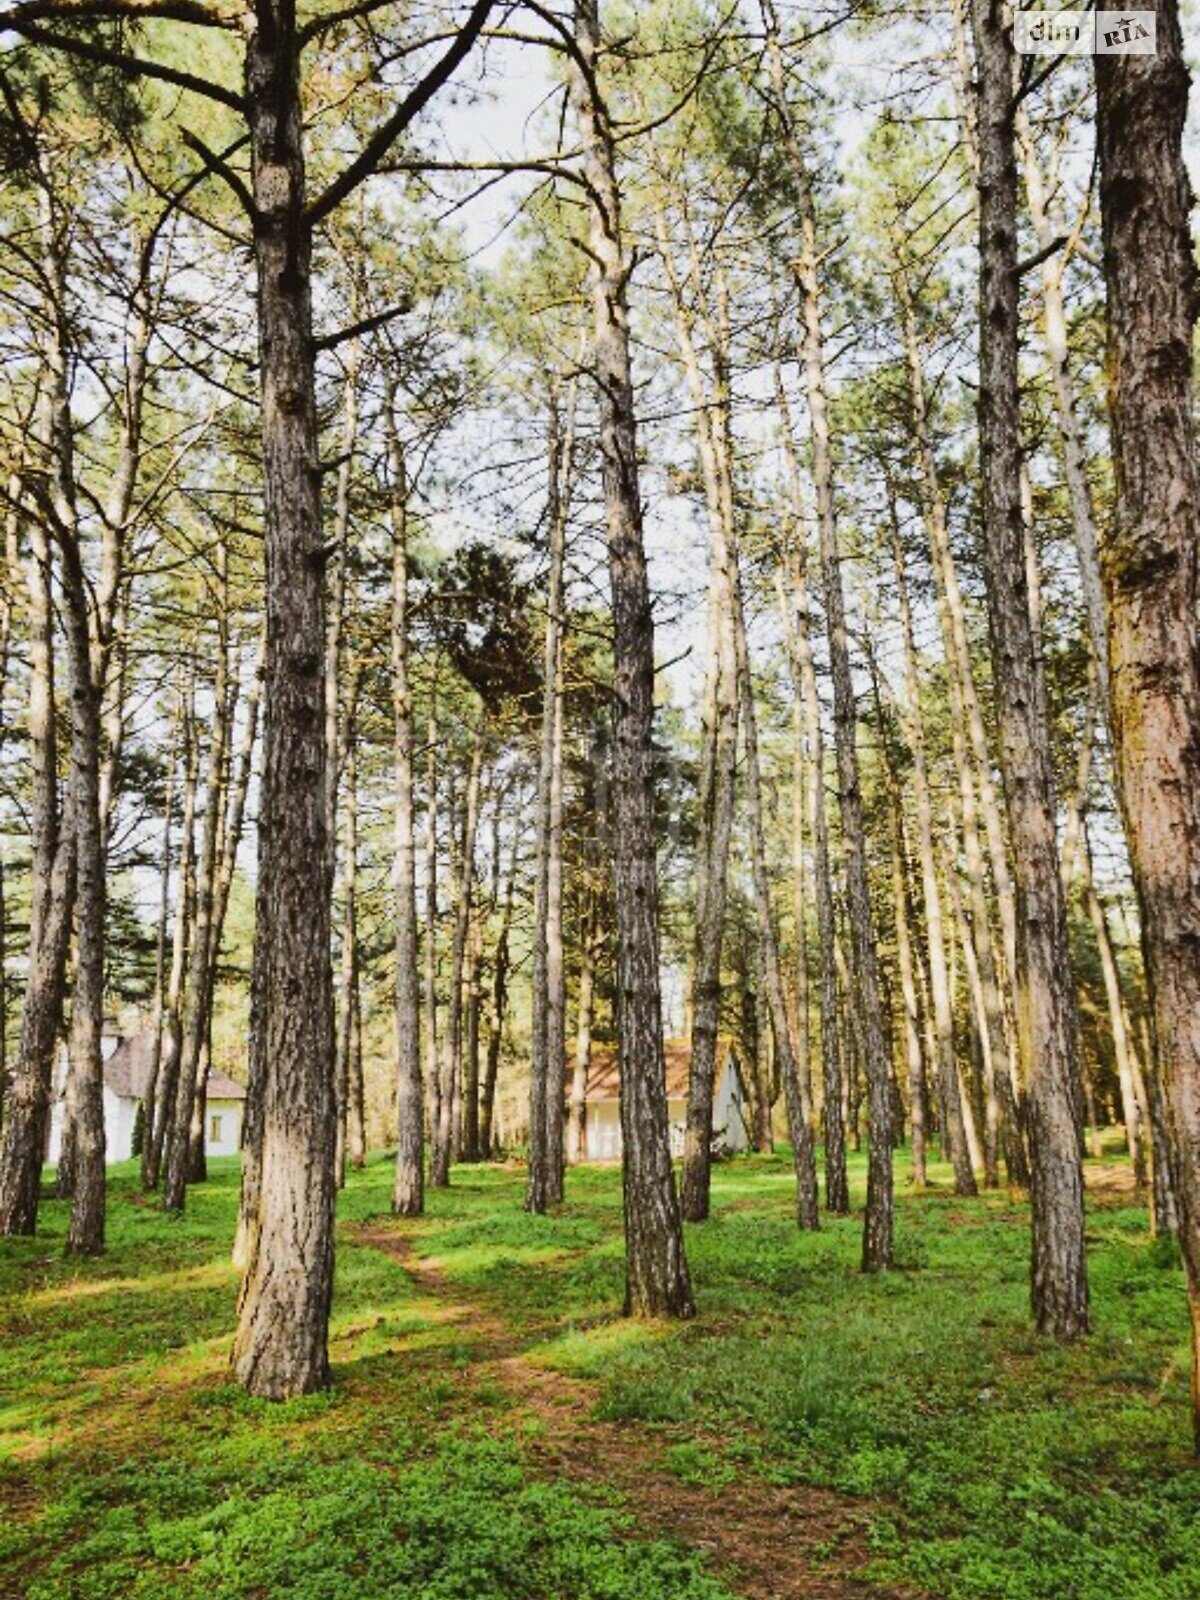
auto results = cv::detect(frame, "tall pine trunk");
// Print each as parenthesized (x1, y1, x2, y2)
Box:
(1095, 0, 1200, 1441)
(232, 0, 336, 1399)
(570, 0, 692, 1318)
(971, 0, 1087, 1339)
(388, 395, 424, 1215)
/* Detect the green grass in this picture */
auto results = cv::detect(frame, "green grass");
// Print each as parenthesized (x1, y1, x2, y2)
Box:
(2, 1145, 1198, 1599)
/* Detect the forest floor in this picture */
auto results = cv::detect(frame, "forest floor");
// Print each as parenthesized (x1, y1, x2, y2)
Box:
(1, 1143, 1198, 1600)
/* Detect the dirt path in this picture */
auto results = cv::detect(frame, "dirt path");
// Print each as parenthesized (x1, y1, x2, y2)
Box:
(358, 1222, 923, 1600)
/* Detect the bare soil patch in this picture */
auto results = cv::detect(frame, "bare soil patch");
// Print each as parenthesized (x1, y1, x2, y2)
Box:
(359, 1221, 925, 1600)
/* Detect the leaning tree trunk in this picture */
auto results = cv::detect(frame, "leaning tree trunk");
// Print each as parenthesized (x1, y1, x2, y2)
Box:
(1095, 0, 1200, 1442)
(388, 397, 424, 1215)
(972, 0, 1087, 1339)
(232, 1, 336, 1400)
(570, 0, 693, 1319)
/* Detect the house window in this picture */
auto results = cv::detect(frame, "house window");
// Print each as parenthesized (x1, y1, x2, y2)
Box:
(209, 1114, 223, 1144)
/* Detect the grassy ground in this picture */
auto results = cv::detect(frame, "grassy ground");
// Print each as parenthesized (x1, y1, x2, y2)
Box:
(1, 1143, 1197, 1600)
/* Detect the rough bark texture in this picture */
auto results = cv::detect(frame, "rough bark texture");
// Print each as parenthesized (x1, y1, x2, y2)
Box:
(570, 0, 692, 1319)
(432, 725, 481, 1186)
(787, 161, 893, 1267)
(1095, 0, 1200, 1440)
(888, 511, 975, 1195)
(231, 1, 336, 1399)
(0, 516, 74, 1235)
(147, 692, 199, 1192)
(657, 245, 740, 1224)
(972, 0, 1087, 1338)
(387, 401, 424, 1215)
(164, 564, 231, 1213)
(775, 376, 849, 1214)
(527, 393, 569, 1212)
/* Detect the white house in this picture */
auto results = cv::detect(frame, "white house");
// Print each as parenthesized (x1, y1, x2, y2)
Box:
(578, 1038, 749, 1163)
(46, 1031, 247, 1165)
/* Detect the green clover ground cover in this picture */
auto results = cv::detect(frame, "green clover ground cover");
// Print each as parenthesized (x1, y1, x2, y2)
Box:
(2, 1145, 1198, 1600)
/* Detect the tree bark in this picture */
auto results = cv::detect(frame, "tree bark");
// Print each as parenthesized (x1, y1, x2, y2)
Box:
(527, 388, 571, 1211)
(0, 502, 74, 1235)
(387, 394, 424, 1214)
(787, 154, 893, 1267)
(774, 374, 849, 1214)
(165, 553, 232, 1212)
(570, 0, 693, 1318)
(232, 0, 336, 1399)
(972, 0, 1088, 1338)
(1095, 0, 1200, 1440)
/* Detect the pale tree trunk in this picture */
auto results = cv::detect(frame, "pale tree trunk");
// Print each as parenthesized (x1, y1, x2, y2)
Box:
(1095, 0, 1200, 1442)
(233, 1, 336, 1399)
(481, 823, 518, 1161)
(890, 813, 927, 1188)
(388, 397, 423, 1214)
(423, 683, 441, 1151)
(28, 213, 110, 1255)
(462, 900, 484, 1162)
(60, 534, 105, 1255)
(141, 687, 182, 1183)
(1017, 110, 1109, 710)
(733, 556, 819, 1230)
(774, 373, 849, 1213)
(527, 387, 572, 1210)
(148, 689, 198, 1190)
(567, 887, 598, 1164)
(656, 235, 740, 1223)
(972, 0, 1088, 1338)
(334, 700, 359, 1184)
(886, 503, 976, 1194)
(431, 722, 482, 1186)
(790, 163, 893, 1267)
(164, 559, 232, 1212)
(570, 0, 693, 1318)
(763, 20, 893, 1252)
(896, 276, 1026, 1185)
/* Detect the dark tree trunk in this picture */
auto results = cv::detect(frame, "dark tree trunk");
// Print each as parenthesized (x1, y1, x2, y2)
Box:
(570, 0, 693, 1319)
(232, 0, 336, 1400)
(972, 0, 1087, 1338)
(1096, 0, 1200, 1440)
(0, 517, 74, 1235)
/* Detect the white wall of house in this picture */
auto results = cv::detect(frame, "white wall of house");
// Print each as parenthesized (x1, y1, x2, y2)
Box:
(713, 1059, 749, 1153)
(204, 1099, 243, 1158)
(46, 1088, 245, 1166)
(581, 1057, 748, 1162)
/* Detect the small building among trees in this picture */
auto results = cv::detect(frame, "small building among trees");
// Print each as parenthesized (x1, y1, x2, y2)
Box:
(46, 1033, 247, 1166)
(578, 1040, 749, 1162)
